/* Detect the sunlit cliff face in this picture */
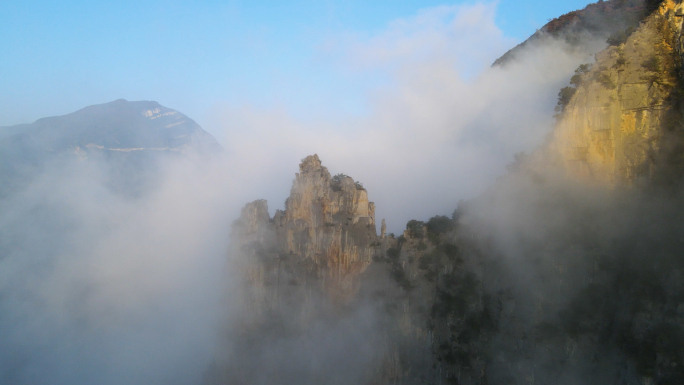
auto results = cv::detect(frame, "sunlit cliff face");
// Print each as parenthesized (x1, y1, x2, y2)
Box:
(547, 0, 684, 186)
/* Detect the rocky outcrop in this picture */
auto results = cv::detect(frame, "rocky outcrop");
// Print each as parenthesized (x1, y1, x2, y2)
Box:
(231, 154, 378, 313)
(547, 0, 684, 185)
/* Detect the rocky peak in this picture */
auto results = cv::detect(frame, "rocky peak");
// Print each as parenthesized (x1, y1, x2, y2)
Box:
(232, 155, 379, 305)
(298, 153, 325, 173)
(282, 154, 375, 228)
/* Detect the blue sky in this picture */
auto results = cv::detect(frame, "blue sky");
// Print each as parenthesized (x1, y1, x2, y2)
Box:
(1, 0, 593, 131)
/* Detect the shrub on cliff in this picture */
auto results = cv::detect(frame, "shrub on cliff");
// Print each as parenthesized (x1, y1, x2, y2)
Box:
(426, 215, 452, 235)
(642, 55, 661, 72)
(406, 219, 425, 239)
(331, 173, 347, 191)
(607, 26, 636, 46)
(569, 63, 592, 86)
(555, 86, 577, 114)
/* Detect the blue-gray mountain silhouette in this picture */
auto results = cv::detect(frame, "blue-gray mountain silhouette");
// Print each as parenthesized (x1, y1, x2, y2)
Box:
(0, 99, 222, 197)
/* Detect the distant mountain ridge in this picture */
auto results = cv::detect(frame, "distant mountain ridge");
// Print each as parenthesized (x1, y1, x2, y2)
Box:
(0, 99, 222, 197)
(0, 99, 221, 154)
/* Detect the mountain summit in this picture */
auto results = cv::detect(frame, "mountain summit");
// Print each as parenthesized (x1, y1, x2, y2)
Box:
(0, 99, 221, 154)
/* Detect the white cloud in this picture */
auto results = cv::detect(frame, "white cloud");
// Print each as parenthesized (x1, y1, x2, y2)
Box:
(327, 3, 513, 78)
(210, 2, 601, 232)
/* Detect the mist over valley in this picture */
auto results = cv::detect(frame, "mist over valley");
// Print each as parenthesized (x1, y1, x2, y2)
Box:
(2, 1, 684, 384)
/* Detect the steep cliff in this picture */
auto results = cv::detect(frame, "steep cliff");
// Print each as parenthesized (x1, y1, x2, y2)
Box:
(547, 0, 684, 185)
